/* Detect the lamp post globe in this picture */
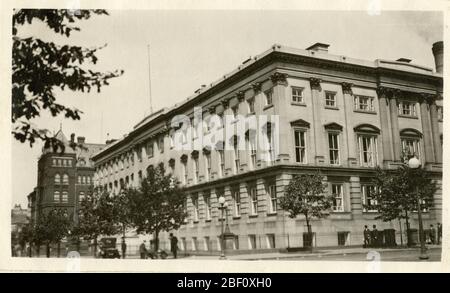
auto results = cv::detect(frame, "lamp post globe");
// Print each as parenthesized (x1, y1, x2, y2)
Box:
(408, 157, 421, 169)
(218, 196, 226, 205)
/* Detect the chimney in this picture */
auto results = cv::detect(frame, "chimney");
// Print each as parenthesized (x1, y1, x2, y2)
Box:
(306, 42, 330, 53)
(70, 133, 75, 143)
(432, 41, 443, 74)
(77, 136, 85, 144)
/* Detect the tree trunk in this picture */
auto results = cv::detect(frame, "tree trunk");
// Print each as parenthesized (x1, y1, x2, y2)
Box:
(57, 241, 61, 258)
(154, 231, 159, 253)
(36, 244, 41, 257)
(405, 211, 411, 247)
(305, 216, 313, 252)
(93, 238, 98, 258)
(122, 225, 126, 259)
(46, 243, 50, 258)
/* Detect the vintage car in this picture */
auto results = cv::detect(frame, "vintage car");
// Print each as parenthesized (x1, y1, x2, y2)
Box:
(99, 237, 121, 259)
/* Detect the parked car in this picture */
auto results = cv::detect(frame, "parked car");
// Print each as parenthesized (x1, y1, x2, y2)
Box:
(99, 237, 121, 259)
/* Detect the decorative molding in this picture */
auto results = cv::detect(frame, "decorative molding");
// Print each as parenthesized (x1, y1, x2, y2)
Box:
(309, 77, 322, 90)
(420, 93, 435, 105)
(400, 128, 423, 138)
(191, 150, 199, 158)
(354, 123, 381, 134)
(324, 122, 343, 131)
(341, 82, 353, 95)
(251, 82, 262, 93)
(202, 146, 211, 155)
(180, 154, 188, 163)
(290, 119, 310, 128)
(270, 72, 288, 86)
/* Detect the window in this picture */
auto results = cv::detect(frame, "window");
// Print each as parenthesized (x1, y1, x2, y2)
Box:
(266, 234, 276, 249)
(401, 137, 421, 160)
(192, 195, 199, 222)
(398, 101, 417, 117)
(325, 91, 337, 107)
(267, 184, 277, 213)
(294, 130, 306, 163)
(159, 137, 164, 153)
(291, 87, 304, 103)
(231, 105, 239, 119)
(266, 124, 275, 164)
(53, 159, 57, 166)
(264, 89, 273, 106)
(204, 192, 211, 221)
(54, 174, 61, 184)
(62, 174, 69, 184)
(246, 134, 257, 170)
(358, 135, 378, 167)
(331, 184, 344, 212)
(53, 191, 60, 202)
(218, 150, 225, 177)
(182, 161, 188, 184)
(249, 184, 258, 215)
(61, 191, 68, 203)
(337, 232, 350, 246)
(354, 95, 375, 112)
(146, 141, 154, 158)
(437, 106, 443, 120)
(247, 98, 255, 113)
(233, 138, 240, 174)
(361, 184, 377, 212)
(328, 133, 340, 165)
(193, 157, 199, 183)
(232, 186, 241, 217)
(79, 192, 85, 202)
(248, 235, 257, 250)
(205, 154, 211, 180)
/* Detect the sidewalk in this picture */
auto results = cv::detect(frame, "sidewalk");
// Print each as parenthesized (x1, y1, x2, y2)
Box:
(181, 245, 442, 261)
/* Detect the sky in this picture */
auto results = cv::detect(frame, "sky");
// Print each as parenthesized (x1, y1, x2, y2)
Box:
(11, 10, 443, 208)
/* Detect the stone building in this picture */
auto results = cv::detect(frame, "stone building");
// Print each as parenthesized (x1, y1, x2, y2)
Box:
(28, 130, 106, 225)
(92, 42, 443, 252)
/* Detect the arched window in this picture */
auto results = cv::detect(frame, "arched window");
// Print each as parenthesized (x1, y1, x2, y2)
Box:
(54, 174, 61, 184)
(354, 124, 380, 167)
(53, 191, 60, 202)
(79, 192, 85, 202)
(61, 191, 68, 202)
(62, 174, 69, 184)
(400, 128, 422, 161)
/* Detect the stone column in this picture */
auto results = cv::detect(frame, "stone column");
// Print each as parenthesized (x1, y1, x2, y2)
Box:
(310, 77, 325, 165)
(271, 72, 290, 163)
(342, 82, 357, 167)
(388, 92, 401, 161)
(221, 98, 233, 176)
(429, 94, 443, 163)
(418, 94, 435, 164)
(376, 87, 394, 162)
(236, 91, 247, 170)
(252, 82, 263, 168)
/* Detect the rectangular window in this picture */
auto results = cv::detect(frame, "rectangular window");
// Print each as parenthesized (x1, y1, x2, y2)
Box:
(248, 234, 257, 250)
(325, 91, 337, 107)
(61, 191, 68, 203)
(398, 101, 417, 117)
(194, 158, 199, 183)
(401, 138, 421, 160)
(337, 232, 350, 246)
(264, 89, 273, 106)
(249, 184, 258, 215)
(354, 95, 375, 112)
(192, 195, 199, 222)
(205, 154, 211, 181)
(331, 184, 344, 212)
(328, 133, 340, 165)
(218, 150, 225, 177)
(358, 135, 378, 167)
(232, 187, 241, 217)
(204, 192, 211, 221)
(246, 137, 257, 170)
(268, 184, 277, 213)
(146, 141, 154, 158)
(233, 142, 240, 174)
(79, 192, 85, 202)
(291, 87, 304, 103)
(247, 98, 255, 113)
(266, 234, 276, 249)
(53, 191, 60, 202)
(361, 185, 378, 212)
(294, 130, 306, 163)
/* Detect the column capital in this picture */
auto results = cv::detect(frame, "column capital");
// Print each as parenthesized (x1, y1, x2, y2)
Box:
(419, 93, 435, 105)
(251, 82, 262, 93)
(221, 98, 230, 109)
(341, 82, 353, 95)
(236, 90, 245, 102)
(270, 72, 288, 86)
(309, 77, 322, 90)
(208, 105, 217, 114)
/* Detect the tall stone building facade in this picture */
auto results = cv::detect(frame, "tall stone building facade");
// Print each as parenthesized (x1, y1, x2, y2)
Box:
(92, 42, 443, 252)
(28, 130, 106, 225)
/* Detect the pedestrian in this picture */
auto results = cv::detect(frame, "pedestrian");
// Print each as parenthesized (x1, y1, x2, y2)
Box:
(170, 233, 178, 259)
(437, 222, 442, 245)
(363, 225, 370, 248)
(429, 224, 436, 244)
(371, 225, 378, 248)
(121, 238, 127, 259)
(139, 240, 147, 259)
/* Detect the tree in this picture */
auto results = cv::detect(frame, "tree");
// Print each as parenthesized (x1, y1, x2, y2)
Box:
(371, 165, 436, 246)
(130, 163, 187, 254)
(279, 173, 332, 249)
(74, 188, 117, 257)
(112, 189, 134, 258)
(33, 209, 71, 258)
(12, 9, 123, 148)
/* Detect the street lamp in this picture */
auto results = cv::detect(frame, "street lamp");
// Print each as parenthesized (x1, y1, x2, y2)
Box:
(408, 156, 429, 260)
(218, 196, 228, 260)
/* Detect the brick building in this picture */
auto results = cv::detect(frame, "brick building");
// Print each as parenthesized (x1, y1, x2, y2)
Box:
(28, 130, 106, 225)
(91, 42, 443, 252)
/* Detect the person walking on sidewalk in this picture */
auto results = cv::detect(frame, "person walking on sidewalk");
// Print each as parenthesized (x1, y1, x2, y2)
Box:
(371, 225, 379, 248)
(170, 233, 178, 259)
(429, 224, 436, 244)
(363, 225, 371, 248)
(139, 240, 148, 259)
(437, 223, 442, 245)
